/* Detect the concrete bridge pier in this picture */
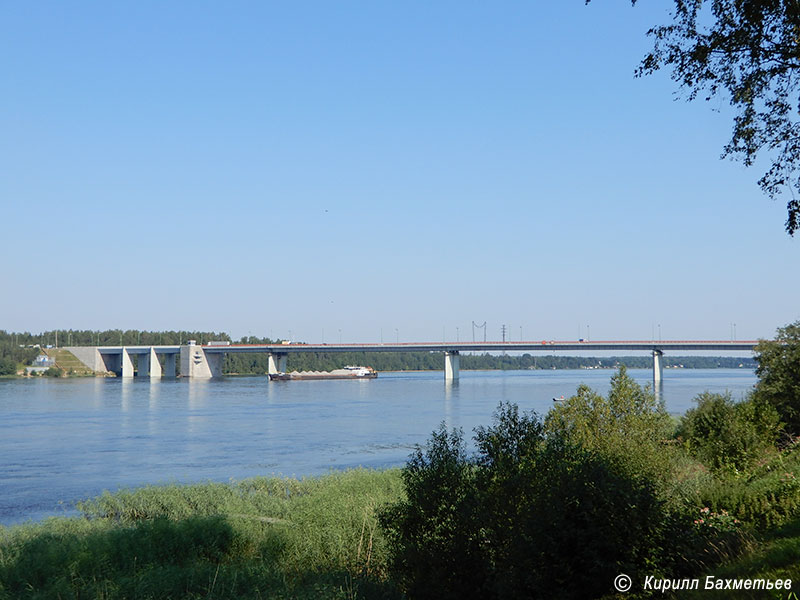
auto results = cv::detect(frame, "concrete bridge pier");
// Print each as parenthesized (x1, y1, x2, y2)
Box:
(444, 351, 460, 381)
(652, 349, 664, 388)
(136, 347, 162, 378)
(267, 353, 288, 376)
(180, 342, 223, 378)
(121, 348, 135, 378)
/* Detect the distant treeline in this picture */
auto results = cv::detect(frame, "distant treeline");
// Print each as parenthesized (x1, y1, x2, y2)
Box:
(229, 351, 444, 374)
(461, 353, 756, 371)
(0, 329, 232, 348)
(230, 352, 756, 375)
(0, 330, 757, 376)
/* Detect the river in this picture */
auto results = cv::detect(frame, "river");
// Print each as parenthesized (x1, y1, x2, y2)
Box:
(0, 368, 756, 526)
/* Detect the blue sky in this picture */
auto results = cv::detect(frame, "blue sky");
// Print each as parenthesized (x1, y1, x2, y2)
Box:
(2, 2, 797, 343)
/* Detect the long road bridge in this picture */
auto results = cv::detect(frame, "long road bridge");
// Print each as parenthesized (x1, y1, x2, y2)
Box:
(65, 339, 759, 384)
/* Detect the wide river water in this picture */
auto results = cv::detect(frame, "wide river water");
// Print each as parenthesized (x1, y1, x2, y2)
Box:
(0, 368, 756, 526)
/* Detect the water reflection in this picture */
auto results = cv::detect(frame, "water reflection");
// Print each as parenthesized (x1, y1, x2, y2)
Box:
(147, 379, 160, 437)
(443, 380, 458, 430)
(654, 380, 664, 404)
(120, 378, 132, 412)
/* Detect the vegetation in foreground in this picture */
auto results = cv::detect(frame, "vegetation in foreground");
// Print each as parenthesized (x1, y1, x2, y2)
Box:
(4, 321, 800, 598)
(0, 470, 404, 600)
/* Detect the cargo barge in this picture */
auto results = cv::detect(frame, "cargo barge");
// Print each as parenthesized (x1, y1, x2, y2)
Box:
(268, 365, 378, 381)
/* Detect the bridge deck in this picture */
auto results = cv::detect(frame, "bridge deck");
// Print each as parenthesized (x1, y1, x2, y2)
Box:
(202, 341, 759, 353)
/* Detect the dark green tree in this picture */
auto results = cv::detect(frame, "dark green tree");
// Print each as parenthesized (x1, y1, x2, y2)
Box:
(754, 321, 800, 435)
(545, 366, 674, 479)
(601, 0, 800, 234)
(378, 425, 486, 600)
(380, 402, 685, 600)
(0, 357, 17, 376)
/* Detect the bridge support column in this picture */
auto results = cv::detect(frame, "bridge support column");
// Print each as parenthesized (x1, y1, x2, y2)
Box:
(121, 348, 134, 378)
(653, 350, 664, 388)
(444, 351, 460, 382)
(268, 353, 288, 376)
(141, 347, 161, 378)
(180, 343, 223, 378)
(164, 354, 176, 377)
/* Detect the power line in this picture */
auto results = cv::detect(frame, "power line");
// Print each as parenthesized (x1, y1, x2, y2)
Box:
(472, 321, 486, 342)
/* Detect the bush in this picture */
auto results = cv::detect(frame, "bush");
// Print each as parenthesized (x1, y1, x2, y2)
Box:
(377, 426, 485, 600)
(42, 366, 63, 378)
(380, 403, 686, 600)
(677, 392, 780, 473)
(696, 443, 800, 528)
(544, 366, 676, 492)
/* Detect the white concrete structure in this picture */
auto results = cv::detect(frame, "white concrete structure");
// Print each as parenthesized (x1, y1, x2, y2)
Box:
(179, 342, 222, 379)
(67, 347, 106, 372)
(444, 351, 460, 382)
(64, 346, 181, 378)
(137, 347, 162, 378)
(653, 350, 664, 388)
(267, 353, 288, 375)
(121, 348, 134, 378)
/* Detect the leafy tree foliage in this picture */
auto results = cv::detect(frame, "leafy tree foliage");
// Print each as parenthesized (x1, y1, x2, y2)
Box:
(380, 401, 687, 600)
(606, 0, 800, 234)
(754, 321, 800, 435)
(378, 426, 486, 600)
(0, 331, 39, 367)
(545, 366, 674, 479)
(0, 356, 17, 376)
(677, 392, 780, 471)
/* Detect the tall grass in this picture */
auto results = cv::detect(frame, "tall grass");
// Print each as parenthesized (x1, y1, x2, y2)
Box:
(0, 469, 404, 599)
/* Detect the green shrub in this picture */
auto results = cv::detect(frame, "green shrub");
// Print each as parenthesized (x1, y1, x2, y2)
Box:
(544, 366, 678, 501)
(378, 426, 485, 600)
(677, 392, 780, 473)
(380, 403, 689, 600)
(697, 445, 800, 528)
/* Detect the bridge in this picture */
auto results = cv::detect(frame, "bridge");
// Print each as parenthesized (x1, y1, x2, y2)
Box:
(64, 339, 759, 385)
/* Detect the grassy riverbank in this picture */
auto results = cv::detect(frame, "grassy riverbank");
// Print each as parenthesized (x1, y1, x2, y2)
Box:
(5, 451, 800, 598)
(0, 469, 404, 600)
